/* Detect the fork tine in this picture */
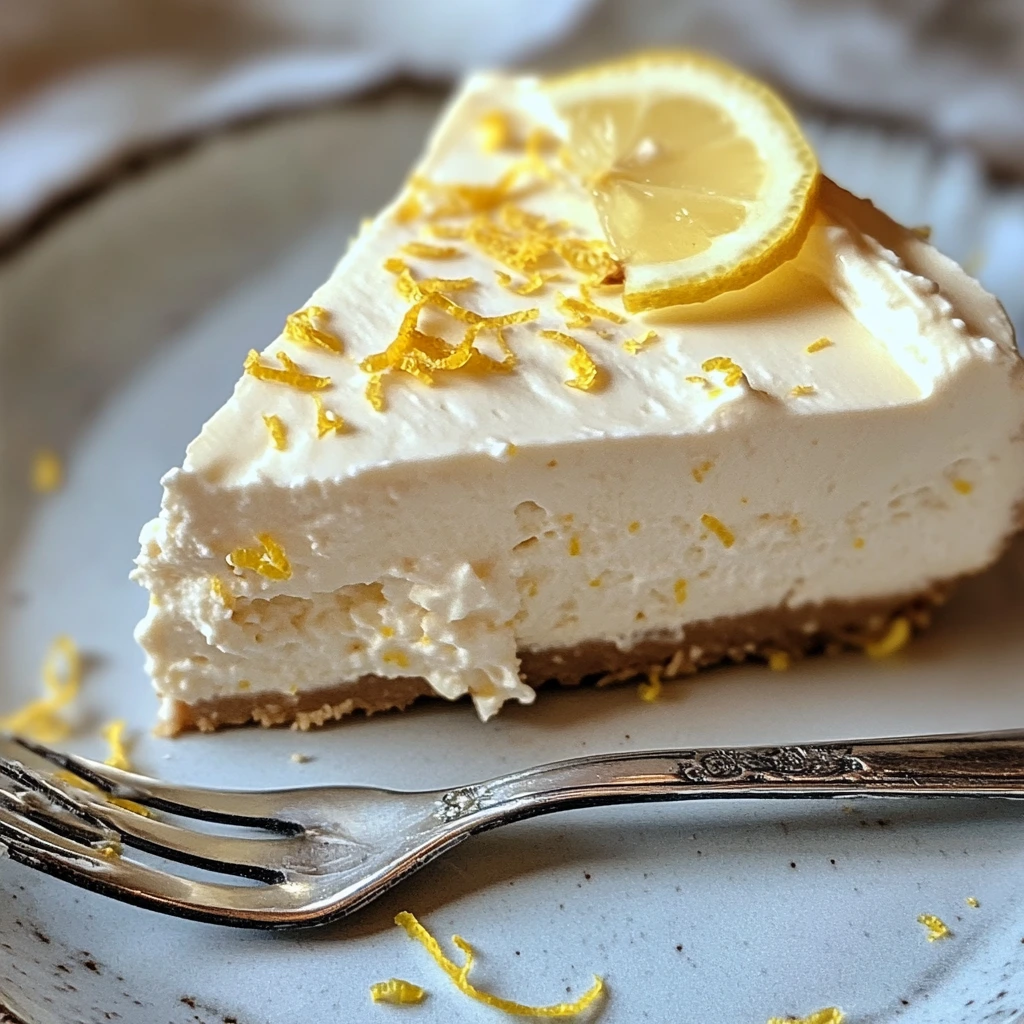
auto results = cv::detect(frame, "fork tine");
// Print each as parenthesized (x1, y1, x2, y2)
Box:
(0, 803, 317, 928)
(2, 733, 301, 832)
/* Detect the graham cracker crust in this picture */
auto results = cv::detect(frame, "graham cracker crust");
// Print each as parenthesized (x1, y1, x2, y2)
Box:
(161, 584, 951, 735)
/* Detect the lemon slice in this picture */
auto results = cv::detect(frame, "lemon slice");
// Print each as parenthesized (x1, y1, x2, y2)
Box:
(545, 50, 819, 311)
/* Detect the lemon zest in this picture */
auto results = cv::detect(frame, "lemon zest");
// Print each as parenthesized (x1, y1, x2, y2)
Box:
(370, 978, 427, 1005)
(918, 913, 952, 942)
(768, 650, 791, 672)
(865, 617, 910, 658)
(691, 460, 713, 483)
(312, 395, 346, 438)
(394, 911, 604, 1018)
(638, 665, 663, 703)
(767, 1008, 844, 1024)
(478, 110, 514, 152)
(628, 521, 641, 534)
(966, 896, 980, 908)
(228, 533, 292, 582)
(495, 269, 563, 295)
(244, 350, 331, 392)
(674, 579, 688, 605)
(365, 374, 385, 412)
(853, 537, 865, 550)
(806, 337, 833, 354)
(283, 305, 343, 354)
(102, 719, 132, 771)
(539, 330, 600, 392)
(702, 356, 745, 387)
(701, 513, 735, 549)
(32, 450, 63, 493)
(567, 534, 581, 557)
(555, 285, 625, 329)
(623, 330, 658, 355)
(382, 650, 410, 669)
(401, 241, 463, 260)
(952, 478, 973, 495)
(791, 385, 816, 397)
(911, 225, 933, 241)
(394, 193, 423, 224)
(262, 414, 287, 451)
(209, 576, 235, 611)
(0, 636, 81, 743)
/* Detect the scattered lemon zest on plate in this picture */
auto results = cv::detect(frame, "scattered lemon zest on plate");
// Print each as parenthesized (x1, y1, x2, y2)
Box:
(701, 513, 735, 548)
(478, 109, 514, 152)
(918, 913, 952, 942)
(767, 1007, 844, 1024)
(806, 337, 833, 354)
(262, 414, 287, 451)
(312, 395, 346, 438)
(791, 384, 816, 397)
(539, 330, 600, 391)
(638, 665, 663, 703)
(102, 719, 132, 771)
(674, 578, 688, 605)
(244, 350, 332, 392)
(966, 896, 980, 908)
(865, 617, 910, 659)
(370, 978, 427, 1005)
(622, 330, 658, 355)
(401, 241, 464, 260)
(0, 636, 81, 743)
(394, 911, 604, 1018)
(283, 305, 343, 354)
(365, 374, 385, 412)
(32, 450, 63, 493)
(228, 533, 292, 581)
(691, 460, 713, 483)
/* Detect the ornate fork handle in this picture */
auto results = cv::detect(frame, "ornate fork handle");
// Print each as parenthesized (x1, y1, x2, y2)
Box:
(440, 732, 1024, 829)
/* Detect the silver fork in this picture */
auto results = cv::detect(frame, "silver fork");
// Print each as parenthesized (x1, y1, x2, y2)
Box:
(4, 728, 1024, 929)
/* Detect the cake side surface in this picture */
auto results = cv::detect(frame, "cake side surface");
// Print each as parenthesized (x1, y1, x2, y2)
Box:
(133, 67, 1024, 730)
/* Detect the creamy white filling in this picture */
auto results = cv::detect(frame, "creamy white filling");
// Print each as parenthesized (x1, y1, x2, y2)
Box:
(132, 73, 1024, 723)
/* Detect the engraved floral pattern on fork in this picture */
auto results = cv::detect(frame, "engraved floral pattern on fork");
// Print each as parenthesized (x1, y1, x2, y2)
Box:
(676, 745, 868, 784)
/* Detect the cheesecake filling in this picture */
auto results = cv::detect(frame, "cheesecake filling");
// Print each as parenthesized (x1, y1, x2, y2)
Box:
(132, 74, 1024, 727)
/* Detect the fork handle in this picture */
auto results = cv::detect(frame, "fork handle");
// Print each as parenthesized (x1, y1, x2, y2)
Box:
(452, 731, 1024, 826)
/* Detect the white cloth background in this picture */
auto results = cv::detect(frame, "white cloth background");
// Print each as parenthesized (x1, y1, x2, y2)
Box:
(2, 0, 1024, 239)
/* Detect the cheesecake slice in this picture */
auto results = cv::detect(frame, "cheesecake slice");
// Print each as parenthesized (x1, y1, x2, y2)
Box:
(133, 56, 1024, 734)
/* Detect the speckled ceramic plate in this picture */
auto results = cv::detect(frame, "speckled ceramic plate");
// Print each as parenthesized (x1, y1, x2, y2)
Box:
(2, 94, 1024, 1024)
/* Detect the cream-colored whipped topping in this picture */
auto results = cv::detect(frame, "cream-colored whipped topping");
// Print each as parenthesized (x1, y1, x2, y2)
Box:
(133, 73, 1024, 724)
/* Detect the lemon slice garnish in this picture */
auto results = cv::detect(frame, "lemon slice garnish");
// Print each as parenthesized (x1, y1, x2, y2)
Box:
(545, 50, 819, 311)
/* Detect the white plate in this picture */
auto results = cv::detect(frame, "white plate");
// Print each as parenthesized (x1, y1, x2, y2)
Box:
(2, 96, 1024, 1024)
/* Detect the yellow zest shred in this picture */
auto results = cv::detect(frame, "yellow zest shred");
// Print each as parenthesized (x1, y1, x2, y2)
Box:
(691, 460, 714, 483)
(589, 578, 602, 588)
(628, 521, 641, 534)
(365, 374, 385, 412)
(283, 305, 343, 354)
(791, 385, 816, 397)
(384, 257, 476, 304)
(702, 356, 745, 387)
(495, 269, 562, 295)
(918, 913, 952, 942)
(806, 337, 833, 354)
(262, 414, 287, 451)
(767, 1008, 844, 1024)
(966, 896, 980, 908)
(952, 478, 973, 495)
(370, 978, 427, 1005)
(674, 579, 688, 605)
(244, 350, 331, 392)
(539, 330, 600, 392)
(382, 650, 410, 669)
(102, 719, 132, 771)
(768, 650, 791, 672)
(568, 534, 581, 557)
(478, 109, 514, 152)
(622, 330, 658, 354)
(210, 576, 235, 610)
(853, 537, 866, 549)
(686, 375, 709, 386)
(32, 449, 63, 493)
(0, 636, 81, 743)
(555, 285, 625, 329)
(407, 168, 526, 221)
(401, 241, 463, 260)
(394, 911, 604, 1018)
(701, 513, 735, 549)
(638, 666, 663, 703)
(228, 533, 292, 582)
(865, 617, 910, 659)
(394, 192, 423, 224)
(312, 395, 346, 438)
(911, 225, 933, 241)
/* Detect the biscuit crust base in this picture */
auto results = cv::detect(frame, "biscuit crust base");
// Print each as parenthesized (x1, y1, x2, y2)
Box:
(158, 585, 952, 735)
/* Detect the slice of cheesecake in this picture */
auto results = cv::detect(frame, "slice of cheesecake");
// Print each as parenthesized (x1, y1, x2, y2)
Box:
(133, 54, 1024, 733)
